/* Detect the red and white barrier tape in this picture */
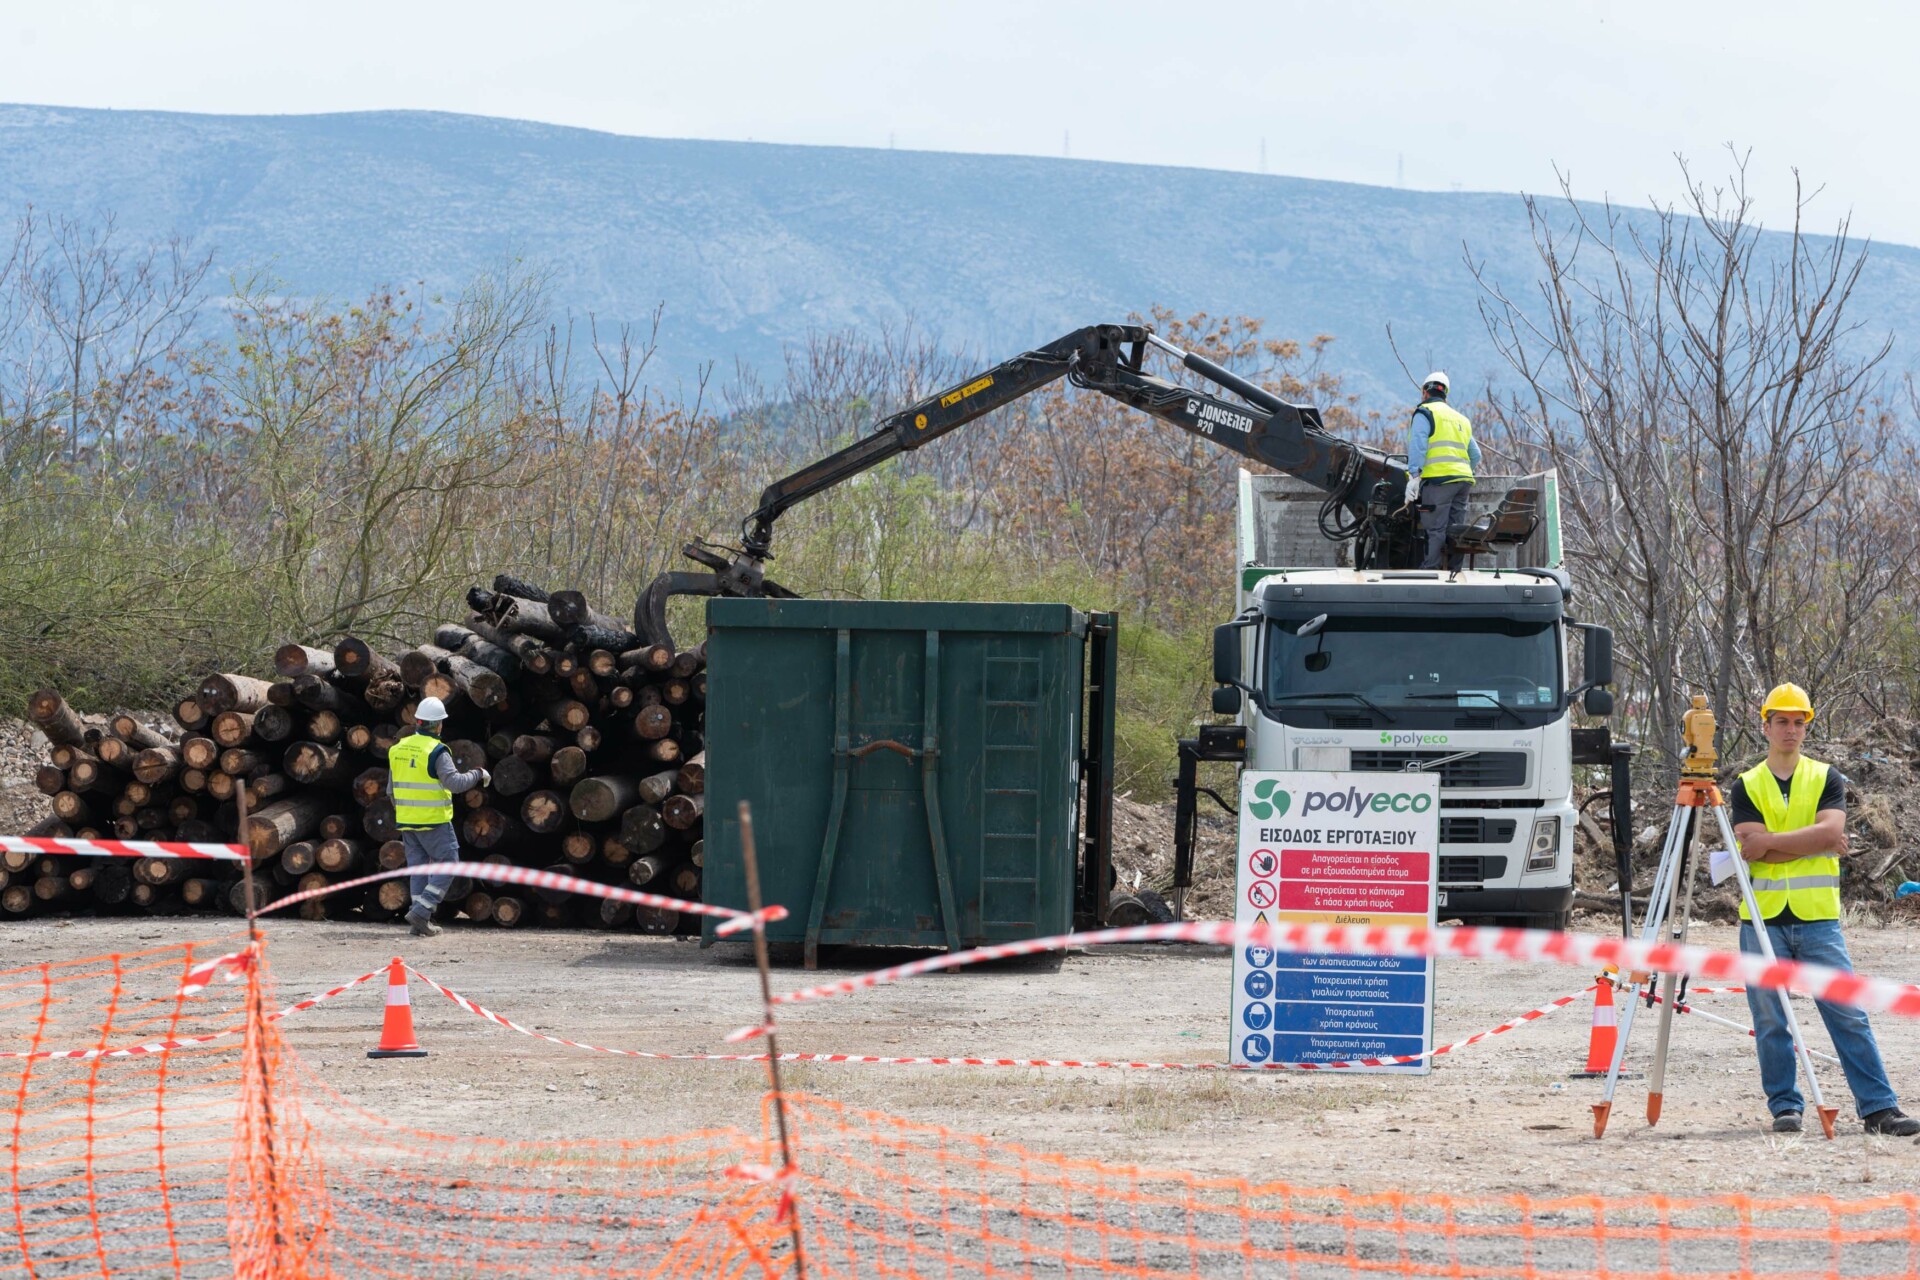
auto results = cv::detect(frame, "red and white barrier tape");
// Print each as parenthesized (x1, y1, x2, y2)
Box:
(178, 946, 256, 995)
(0, 835, 248, 861)
(1605, 976, 1748, 999)
(770, 921, 1920, 1022)
(726, 1163, 793, 1184)
(257, 861, 761, 924)
(1, 968, 380, 1061)
(405, 965, 1593, 1072)
(405, 966, 699, 1061)
(1286, 983, 1596, 1070)
(714, 905, 790, 937)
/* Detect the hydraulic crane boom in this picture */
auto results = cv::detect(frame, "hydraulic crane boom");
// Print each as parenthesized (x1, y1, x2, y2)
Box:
(635, 322, 1538, 646)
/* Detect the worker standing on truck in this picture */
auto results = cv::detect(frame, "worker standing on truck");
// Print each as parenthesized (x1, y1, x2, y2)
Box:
(1729, 682, 1919, 1137)
(1404, 371, 1481, 570)
(387, 696, 490, 938)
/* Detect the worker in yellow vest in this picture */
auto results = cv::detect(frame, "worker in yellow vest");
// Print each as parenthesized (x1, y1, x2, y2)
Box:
(1730, 682, 1917, 1136)
(1404, 371, 1481, 570)
(387, 696, 490, 938)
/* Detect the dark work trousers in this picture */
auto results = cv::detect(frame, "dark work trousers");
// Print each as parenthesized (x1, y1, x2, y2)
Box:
(1419, 479, 1474, 570)
(401, 824, 461, 921)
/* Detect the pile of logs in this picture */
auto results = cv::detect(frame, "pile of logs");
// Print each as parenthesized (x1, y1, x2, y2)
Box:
(9, 575, 707, 933)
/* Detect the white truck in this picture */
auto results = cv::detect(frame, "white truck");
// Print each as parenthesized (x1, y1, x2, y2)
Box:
(1177, 471, 1618, 930)
(633, 321, 1623, 929)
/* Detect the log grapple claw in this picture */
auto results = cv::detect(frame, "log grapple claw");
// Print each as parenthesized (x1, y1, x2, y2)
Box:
(634, 543, 797, 651)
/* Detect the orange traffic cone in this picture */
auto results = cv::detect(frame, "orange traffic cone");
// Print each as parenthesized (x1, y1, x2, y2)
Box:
(1568, 975, 1620, 1078)
(1584, 977, 1618, 1072)
(367, 956, 428, 1059)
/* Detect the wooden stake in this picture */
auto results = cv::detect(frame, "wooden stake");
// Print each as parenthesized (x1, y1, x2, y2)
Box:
(739, 801, 806, 1279)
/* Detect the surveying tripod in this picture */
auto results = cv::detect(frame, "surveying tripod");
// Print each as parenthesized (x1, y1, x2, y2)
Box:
(1592, 695, 1839, 1139)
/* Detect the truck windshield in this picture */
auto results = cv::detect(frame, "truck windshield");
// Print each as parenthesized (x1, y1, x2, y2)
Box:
(1266, 616, 1561, 711)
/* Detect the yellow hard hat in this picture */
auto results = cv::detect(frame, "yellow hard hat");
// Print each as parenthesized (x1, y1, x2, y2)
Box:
(1760, 682, 1814, 721)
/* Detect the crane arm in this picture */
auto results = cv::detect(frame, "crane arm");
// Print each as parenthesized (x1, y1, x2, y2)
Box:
(635, 321, 1531, 647)
(734, 325, 1140, 558)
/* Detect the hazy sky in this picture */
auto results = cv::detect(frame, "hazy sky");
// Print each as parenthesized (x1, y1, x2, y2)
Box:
(8, 0, 1913, 245)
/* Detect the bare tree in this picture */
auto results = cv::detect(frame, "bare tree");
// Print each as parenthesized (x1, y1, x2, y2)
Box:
(1474, 154, 1917, 756)
(22, 210, 211, 463)
(216, 269, 550, 643)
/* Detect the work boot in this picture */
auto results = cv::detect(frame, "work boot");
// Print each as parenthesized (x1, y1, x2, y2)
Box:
(1771, 1112, 1802, 1134)
(1863, 1108, 1920, 1137)
(407, 914, 442, 938)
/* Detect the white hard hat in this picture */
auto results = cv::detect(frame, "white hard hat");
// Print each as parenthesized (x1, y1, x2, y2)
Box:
(415, 696, 449, 723)
(1422, 370, 1450, 392)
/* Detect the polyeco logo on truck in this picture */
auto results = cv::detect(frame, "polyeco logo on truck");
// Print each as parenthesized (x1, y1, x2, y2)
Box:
(1379, 731, 1450, 747)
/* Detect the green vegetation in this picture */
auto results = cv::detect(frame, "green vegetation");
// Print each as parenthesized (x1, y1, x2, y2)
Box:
(13, 173, 1914, 796)
(1, 222, 1258, 800)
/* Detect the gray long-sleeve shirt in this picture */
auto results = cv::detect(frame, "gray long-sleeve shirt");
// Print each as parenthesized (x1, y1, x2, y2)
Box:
(426, 743, 488, 794)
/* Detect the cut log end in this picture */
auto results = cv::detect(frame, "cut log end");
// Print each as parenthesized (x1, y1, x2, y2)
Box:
(27, 689, 88, 747)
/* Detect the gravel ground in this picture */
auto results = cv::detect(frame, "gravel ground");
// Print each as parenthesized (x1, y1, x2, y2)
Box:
(7, 914, 1920, 1275)
(6, 914, 1917, 1196)
(0, 715, 53, 837)
(9, 708, 1920, 1274)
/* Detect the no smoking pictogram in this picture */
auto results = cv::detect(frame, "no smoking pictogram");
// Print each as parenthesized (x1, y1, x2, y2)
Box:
(1246, 880, 1276, 909)
(1248, 848, 1277, 878)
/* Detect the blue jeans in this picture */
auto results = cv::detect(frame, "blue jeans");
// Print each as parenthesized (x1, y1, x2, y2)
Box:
(401, 824, 461, 920)
(1740, 918, 1898, 1119)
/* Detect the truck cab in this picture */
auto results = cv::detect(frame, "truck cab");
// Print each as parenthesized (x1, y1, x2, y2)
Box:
(1203, 471, 1613, 929)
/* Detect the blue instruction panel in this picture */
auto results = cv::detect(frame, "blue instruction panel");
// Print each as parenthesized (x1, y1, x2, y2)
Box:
(1231, 771, 1439, 1075)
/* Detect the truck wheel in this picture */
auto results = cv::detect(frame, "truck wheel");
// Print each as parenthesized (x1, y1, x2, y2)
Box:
(1105, 889, 1175, 927)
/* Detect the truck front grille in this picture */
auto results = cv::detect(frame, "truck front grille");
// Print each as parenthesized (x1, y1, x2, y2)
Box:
(1439, 855, 1509, 884)
(1348, 750, 1527, 788)
(1439, 817, 1518, 845)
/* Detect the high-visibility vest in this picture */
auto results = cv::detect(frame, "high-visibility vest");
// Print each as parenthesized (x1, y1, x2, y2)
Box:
(1417, 399, 1475, 482)
(388, 732, 454, 829)
(1738, 755, 1842, 922)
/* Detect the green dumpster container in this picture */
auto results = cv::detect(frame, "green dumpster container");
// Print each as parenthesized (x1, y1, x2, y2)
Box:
(701, 598, 1116, 965)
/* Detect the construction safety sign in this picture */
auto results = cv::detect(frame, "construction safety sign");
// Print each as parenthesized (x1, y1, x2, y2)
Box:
(1232, 770, 1439, 1073)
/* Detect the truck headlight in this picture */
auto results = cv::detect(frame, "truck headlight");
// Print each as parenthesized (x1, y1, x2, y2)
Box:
(1527, 818, 1562, 871)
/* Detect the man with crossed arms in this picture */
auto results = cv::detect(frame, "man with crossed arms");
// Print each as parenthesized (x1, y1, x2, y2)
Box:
(1730, 682, 1917, 1137)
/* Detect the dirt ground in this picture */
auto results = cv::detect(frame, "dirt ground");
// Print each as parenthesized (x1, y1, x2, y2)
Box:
(8, 714, 1920, 1211)
(6, 911, 1918, 1206)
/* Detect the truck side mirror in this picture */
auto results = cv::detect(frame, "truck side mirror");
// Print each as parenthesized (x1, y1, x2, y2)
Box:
(1584, 687, 1614, 718)
(1212, 623, 1242, 686)
(1583, 625, 1614, 689)
(1211, 685, 1243, 715)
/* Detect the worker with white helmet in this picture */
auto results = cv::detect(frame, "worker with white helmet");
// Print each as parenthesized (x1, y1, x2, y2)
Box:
(1404, 371, 1481, 570)
(388, 696, 491, 937)
(1729, 682, 1918, 1136)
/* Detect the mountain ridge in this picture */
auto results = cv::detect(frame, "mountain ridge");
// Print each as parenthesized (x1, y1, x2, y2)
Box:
(3, 102, 1916, 405)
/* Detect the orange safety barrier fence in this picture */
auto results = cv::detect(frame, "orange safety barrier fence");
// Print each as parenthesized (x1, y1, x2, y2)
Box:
(3, 934, 261, 1278)
(7, 938, 1920, 1279)
(775, 1094, 1920, 1279)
